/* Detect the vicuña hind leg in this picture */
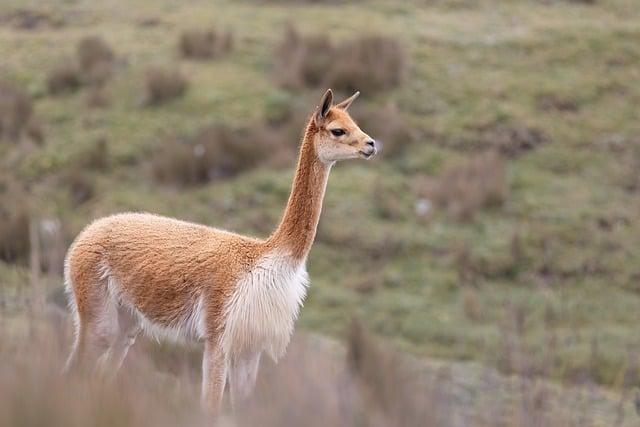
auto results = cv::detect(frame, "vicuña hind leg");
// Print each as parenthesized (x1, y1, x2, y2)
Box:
(65, 276, 119, 375)
(96, 305, 141, 377)
(230, 351, 261, 409)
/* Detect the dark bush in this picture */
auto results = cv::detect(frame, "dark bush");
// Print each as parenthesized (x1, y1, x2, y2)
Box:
(274, 26, 406, 93)
(25, 119, 44, 145)
(79, 138, 109, 171)
(76, 36, 115, 87)
(46, 61, 81, 95)
(330, 35, 406, 93)
(414, 150, 507, 221)
(151, 125, 277, 186)
(0, 79, 34, 141)
(64, 171, 94, 206)
(274, 26, 334, 89)
(0, 195, 30, 263)
(179, 28, 233, 60)
(144, 66, 188, 106)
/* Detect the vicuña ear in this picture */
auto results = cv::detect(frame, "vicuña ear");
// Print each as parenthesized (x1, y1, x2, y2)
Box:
(314, 89, 333, 126)
(335, 91, 360, 110)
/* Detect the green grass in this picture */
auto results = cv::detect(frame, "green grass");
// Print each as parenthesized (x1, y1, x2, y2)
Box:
(1, 0, 640, 389)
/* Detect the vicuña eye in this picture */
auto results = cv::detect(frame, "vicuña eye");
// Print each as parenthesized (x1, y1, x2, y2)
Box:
(330, 129, 346, 137)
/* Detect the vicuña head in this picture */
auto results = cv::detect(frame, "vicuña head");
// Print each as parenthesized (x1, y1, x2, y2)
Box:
(63, 89, 377, 415)
(310, 89, 377, 163)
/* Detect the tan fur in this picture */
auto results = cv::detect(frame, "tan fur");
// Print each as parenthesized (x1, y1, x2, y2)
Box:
(63, 89, 376, 414)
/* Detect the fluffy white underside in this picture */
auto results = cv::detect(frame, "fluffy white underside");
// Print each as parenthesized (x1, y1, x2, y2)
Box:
(221, 250, 309, 361)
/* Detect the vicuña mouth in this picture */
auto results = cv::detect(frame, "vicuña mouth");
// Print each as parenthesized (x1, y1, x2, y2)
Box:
(359, 150, 375, 159)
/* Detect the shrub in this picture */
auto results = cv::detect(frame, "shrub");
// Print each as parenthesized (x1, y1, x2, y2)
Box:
(274, 26, 334, 89)
(179, 28, 233, 60)
(414, 150, 507, 221)
(25, 119, 45, 145)
(47, 37, 115, 96)
(0, 79, 34, 141)
(46, 61, 81, 95)
(64, 171, 94, 206)
(0, 190, 30, 263)
(76, 36, 115, 87)
(274, 26, 406, 94)
(151, 125, 277, 186)
(78, 138, 109, 171)
(329, 35, 406, 93)
(144, 66, 188, 106)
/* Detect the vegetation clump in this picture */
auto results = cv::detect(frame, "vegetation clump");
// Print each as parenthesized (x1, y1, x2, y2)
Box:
(179, 28, 234, 60)
(144, 66, 188, 106)
(0, 80, 40, 142)
(76, 36, 115, 87)
(415, 150, 507, 221)
(151, 125, 277, 186)
(274, 26, 406, 93)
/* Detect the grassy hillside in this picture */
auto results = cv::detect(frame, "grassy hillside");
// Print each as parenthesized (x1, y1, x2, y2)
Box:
(1, 0, 639, 396)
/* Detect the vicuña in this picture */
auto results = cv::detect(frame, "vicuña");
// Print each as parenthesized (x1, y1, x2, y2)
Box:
(64, 89, 377, 412)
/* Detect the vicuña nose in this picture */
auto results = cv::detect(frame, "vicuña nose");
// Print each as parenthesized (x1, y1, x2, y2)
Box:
(366, 140, 376, 148)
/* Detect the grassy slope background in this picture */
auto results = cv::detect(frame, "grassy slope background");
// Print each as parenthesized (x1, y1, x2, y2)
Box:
(1, 0, 639, 393)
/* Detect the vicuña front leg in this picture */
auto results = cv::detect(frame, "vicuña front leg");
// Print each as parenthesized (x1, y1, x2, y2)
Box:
(201, 339, 228, 415)
(230, 351, 261, 409)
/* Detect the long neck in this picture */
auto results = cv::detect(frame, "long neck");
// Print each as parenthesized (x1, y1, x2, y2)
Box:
(268, 120, 331, 260)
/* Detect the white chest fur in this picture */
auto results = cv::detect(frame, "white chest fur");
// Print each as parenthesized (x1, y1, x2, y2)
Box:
(221, 251, 309, 361)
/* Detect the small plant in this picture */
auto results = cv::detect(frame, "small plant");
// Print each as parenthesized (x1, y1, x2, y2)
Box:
(0, 79, 36, 142)
(151, 124, 276, 186)
(144, 66, 188, 106)
(64, 170, 95, 206)
(76, 36, 115, 87)
(415, 150, 507, 221)
(274, 26, 406, 94)
(0, 196, 30, 263)
(330, 35, 406, 93)
(46, 61, 81, 95)
(179, 28, 233, 60)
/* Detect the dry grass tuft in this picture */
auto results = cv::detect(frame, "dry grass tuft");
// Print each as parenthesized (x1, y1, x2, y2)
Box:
(414, 150, 507, 221)
(46, 61, 81, 95)
(179, 28, 233, 60)
(144, 66, 188, 106)
(0, 192, 30, 264)
(151, 125, 279, 186)
(329, 35, 406, 93)
(77, 36, 115, 87)
(0, 305, 632, 427)
(0, 80, 39, 142)
(274, 26, 406, 93)
(48, 37, 115, 97)
(63, 170, 95, 206)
